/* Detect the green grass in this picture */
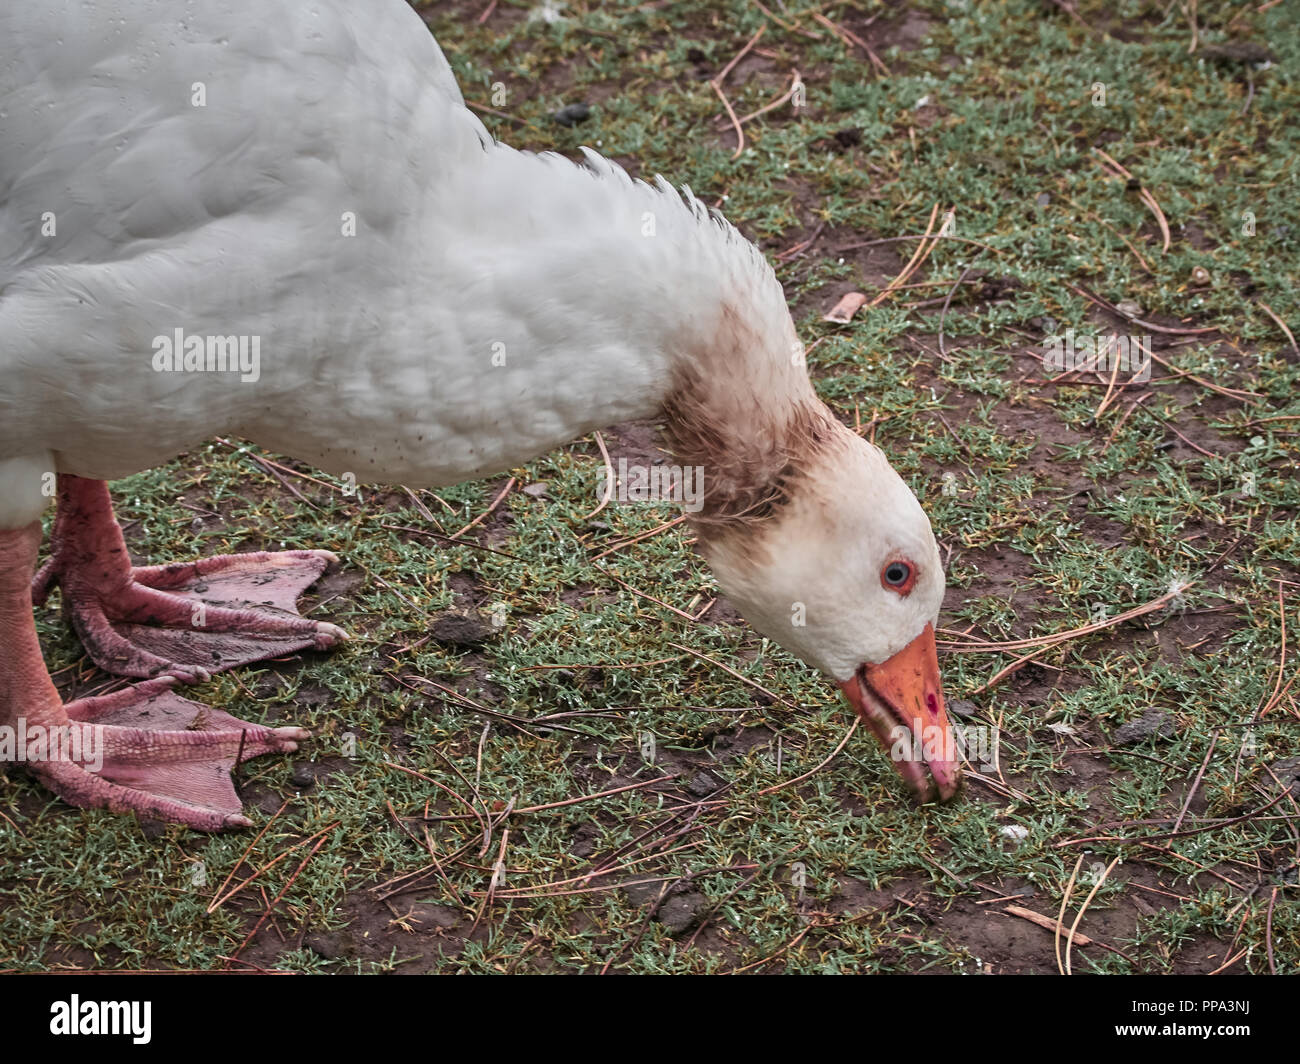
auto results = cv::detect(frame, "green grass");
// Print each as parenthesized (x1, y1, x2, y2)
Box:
(1, 0, 1297, 974)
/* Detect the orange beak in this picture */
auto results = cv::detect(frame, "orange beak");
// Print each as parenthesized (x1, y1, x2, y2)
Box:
(837, 622, 961, 803)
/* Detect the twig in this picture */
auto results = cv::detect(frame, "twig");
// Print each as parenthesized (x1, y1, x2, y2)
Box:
(711, 81, 746, 159)
(224, 830, 334, 969)
(1093, 333, 1127, 419)
(868, 204, 942, 307)
(589, 515, 687, 561)
(517, 656, 681, 672)
(1266, 886, 1278, 975)
(1065, 855, 1121, 975)
(724, 923, 813, 973)
(751, 0, 822, 38)
(1055, 855, 1083, 975)
(1172, 734, 1218, 833)
(582, 431, 614, 520)
(758, 720, 859, 796)
(1066, 282, 1222, 339)
(811, 12, 889, 75)
(1056, 789, 1291, 847)
(1092, 148, 1171, 252)
(207, 798, 289, 912)
(450, 477, 516, 539)
(410, 774, 677, 822)
(733, 69, 804, 126)
(940, 583, 1192, 653)
(710, 25, 766, 160)
(668, 640, 801, 712)
(969, 643, 1057, 695)
(713, 24, 766, 85)
(1008, 903, 1098, 949)
(1147, 349, 1260, 402)
(465, 100, 535, 130)
(835, 235, 1005, 256)
(1257, 301, 1299, 357)
(384, 761, 487, 840)
(597, 565, 698, 621)
(207, 821, 338, 914)
(938, 264, 978, 358)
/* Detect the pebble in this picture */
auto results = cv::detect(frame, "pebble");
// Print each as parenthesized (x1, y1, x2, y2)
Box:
(553, 102, 591, 127)
(686, 769, 722, 797)
(1112, 709, 1175, 745)
(429, 611, 495, 647)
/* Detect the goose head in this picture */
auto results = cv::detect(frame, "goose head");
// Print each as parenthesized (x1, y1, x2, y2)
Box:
(687, 403, 960, 804)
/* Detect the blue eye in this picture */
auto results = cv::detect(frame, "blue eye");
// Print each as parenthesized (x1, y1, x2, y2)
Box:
(882, 561, 914, 592)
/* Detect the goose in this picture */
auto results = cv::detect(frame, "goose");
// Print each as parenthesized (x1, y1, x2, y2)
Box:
(0, 0, 958, 831)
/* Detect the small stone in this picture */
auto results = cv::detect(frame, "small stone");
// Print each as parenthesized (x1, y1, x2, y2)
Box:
(1199, 42, 1276, 65)
(429, 611, 494, 647)
(832, 127, 862, 149)
(1035, 192, 1051, 207)
(1112, 709, 1175, 745)
(1115, 299, 1144, 319)
(656, 891, 705, 935)
(553, 102, 591, 127)
(1190, 266, 1210, 285)
(303, 932, 345, 960)
(522, 481, 549, 497)
(291, 762, 316, 789)
(138, 817, 168, 841)
(623, 881, 666, 907)
(1000, 824, 1029, 845)
(686, 769, 722, 797)
(1267, 756, 1300, 794)
(948, 698, 978, 719)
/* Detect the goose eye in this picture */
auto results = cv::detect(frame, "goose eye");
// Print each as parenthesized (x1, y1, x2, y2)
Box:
(881, 561, 915, 594)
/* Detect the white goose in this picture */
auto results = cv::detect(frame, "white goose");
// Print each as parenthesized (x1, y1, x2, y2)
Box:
(0, 0, 958, 830)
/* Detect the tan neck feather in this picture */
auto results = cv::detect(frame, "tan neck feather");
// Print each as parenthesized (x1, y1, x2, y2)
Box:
(659, 300, 845, 536)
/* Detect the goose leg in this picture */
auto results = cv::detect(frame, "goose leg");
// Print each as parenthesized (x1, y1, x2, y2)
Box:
(3, 521, 308, 830)
(32, 475, 346, 682)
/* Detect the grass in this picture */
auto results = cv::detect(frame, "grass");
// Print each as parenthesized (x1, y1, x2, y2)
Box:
(1, 0, 1297, 974)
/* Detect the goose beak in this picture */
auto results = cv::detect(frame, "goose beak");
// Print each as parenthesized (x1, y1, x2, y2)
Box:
(838, 623, 961, 803)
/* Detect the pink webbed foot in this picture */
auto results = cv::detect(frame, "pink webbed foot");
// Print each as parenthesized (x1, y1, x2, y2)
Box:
(29, 676, 310, 831)
(5, 520, 307, 832)
(33, 475, 347, 682)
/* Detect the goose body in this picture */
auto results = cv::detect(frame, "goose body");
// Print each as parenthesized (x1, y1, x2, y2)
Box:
(0, 0, 958, 830)
(1, 0, 782, 487)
